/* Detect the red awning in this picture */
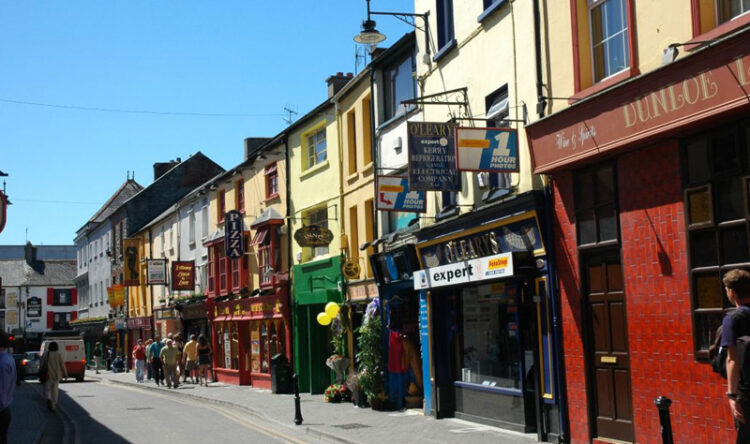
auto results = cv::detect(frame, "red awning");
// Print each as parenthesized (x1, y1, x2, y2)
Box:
(250, 228, 268, 246)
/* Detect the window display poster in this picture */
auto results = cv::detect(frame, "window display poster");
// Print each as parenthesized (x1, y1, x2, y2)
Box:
(223, 331, 231, 369)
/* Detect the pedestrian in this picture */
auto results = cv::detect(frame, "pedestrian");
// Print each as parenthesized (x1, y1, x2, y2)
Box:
(144, 338, 154, 380)
(0, 331, 17, 444)
(182, 334, 198, 384)
(174, 334, 184, 382)
(160, 339, 179, 389)
(197, 334, 211, 387)
(106, 345, 114, 371)
(149, 336, 165, 386)
(723, 269, 750, 443)
(92, 342, 102, 374)
(132, 339, 147, 383)
(40, 341, 67, 412)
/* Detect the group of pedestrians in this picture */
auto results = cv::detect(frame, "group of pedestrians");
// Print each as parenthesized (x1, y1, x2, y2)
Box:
(130, 333, 212, 389)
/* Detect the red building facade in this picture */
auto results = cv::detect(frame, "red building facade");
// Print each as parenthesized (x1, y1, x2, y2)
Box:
(527, 30, 750, 443)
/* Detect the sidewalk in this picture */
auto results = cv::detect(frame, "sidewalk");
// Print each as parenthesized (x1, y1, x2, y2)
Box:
(90, 371, 537, 444)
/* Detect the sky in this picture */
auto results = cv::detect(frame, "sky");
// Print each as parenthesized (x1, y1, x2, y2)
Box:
(0, 0, 411, 246)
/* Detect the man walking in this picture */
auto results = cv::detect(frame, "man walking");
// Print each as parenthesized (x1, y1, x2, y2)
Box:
(160, 339, 180, 389)
(0, 332, 17, 444)
(723, 269, 750, 443)
(149, 336, 165, 386)
(182, 334, 198, 384)
(132, 339, 147, 383)
(92, 342, 102, 374)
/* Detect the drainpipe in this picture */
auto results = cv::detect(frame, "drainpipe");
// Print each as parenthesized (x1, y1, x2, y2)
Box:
(533, 0, 547, 118)
(283, 134, 295, 371)
(368, 67, 379, 246)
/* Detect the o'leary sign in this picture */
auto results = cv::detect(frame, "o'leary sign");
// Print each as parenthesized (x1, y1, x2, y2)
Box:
(408, 121, 460, 191)
(526, 37, 750, 173)
(224, 210, 244, 259)
(413, 252, 514, 290)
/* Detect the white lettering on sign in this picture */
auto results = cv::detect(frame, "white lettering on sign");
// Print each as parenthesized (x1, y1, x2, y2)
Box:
(555, 124, 597, 150)
(414, 252, 514, 290)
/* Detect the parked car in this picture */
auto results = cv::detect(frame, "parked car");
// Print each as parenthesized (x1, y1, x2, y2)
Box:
(40, 335, 86, 382)
(21, 351, 41, 379)
(12, 354, 24, 383)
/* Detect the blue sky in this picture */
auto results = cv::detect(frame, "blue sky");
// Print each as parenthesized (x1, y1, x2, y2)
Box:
(0, 0, 411, 245)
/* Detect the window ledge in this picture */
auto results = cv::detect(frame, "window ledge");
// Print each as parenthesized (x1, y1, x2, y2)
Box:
(433, 38, 457, 63)
(482, 187, 512, 203)
(362, 162, 374, 176)
(377, 105, 419, 132)
(346, 171, 359, 184)
(571, 69, 636, 103)
(264, 193, 280, 203)
(300, 160, 330, 179)
(477, 0, 507, 23)
(436, 206, 460, 221)
(688, 13, 750, 49)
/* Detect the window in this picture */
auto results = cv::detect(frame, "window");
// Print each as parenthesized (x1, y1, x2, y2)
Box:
(589, 0, 629, 82)
(574, 164, 618, 246)
(218, 245, 227, 292)
(53, 289, 72, 306)
(718, 0, 750, 23)
(208, 247, 215, 295)
(307, 207, 329, 257)
(364, 199, 375, 277)
(201, 206, 209, 238)
(349, 206, 360, 274)
(265, 163, 279, 199)
(362, 96, 373, 165)
(256, 228, 273, 287)
(235, 180, 244, 212)
(383, 52, 417, 121)
(217, 190, 226, 223)
(683, 121, 750, 358)
(438, 191, 458, 220)
(436, 0, 455, 52)
(53, 312, 72, 330)
(484, 86, 513, 201)
(306, 128, 327, 168)
(347, 109, 358, 175)
(189, 210, 196, 245)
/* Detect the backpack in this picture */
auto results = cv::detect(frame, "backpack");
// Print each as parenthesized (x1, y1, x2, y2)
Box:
(710, 324, 727, 378)
(713, 308, 750, 380)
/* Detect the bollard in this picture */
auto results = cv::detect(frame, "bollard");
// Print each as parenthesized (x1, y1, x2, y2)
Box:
(293, 373, 304, 425)
(654, 396, 673, 444)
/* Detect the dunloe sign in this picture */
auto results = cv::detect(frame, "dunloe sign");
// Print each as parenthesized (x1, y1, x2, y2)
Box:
(526, 40, 750, 173)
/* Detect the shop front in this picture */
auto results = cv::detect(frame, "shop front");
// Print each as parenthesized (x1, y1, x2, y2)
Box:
(525, 29, 750, 444)
(126, 316, 153, 368)
(414, 192, 562, 439)
(292, 256, 344, 394)
(177, 300, 209, 340)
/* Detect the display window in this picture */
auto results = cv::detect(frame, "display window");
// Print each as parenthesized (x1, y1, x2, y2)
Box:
(459, 283, 521, 389)
(216, 322, 240, 370)
(250, 320, 286, 374)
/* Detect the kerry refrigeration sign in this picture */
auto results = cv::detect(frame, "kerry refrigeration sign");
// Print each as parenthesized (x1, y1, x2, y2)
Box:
(413, 252, 514, 290)
(407, 121, 460, 191)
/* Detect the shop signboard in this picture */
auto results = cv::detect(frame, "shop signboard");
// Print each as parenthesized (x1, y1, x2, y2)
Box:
(147, 259, 168, 285)
(224, 210, 245, 259)
(294, 225, 334, 247)
(108, 285, 125, 308)
(413, 252, 514, 290)
(6, 292, 17, 308)
(407, 121, 460, 191)
(455, 127, 519, 173)
(155, 308, 177, 321)
(376, 175, 426, 213)
(27, 296, 42, 317)
(123, 238, 141, 286)
(171, 261, 195, 291)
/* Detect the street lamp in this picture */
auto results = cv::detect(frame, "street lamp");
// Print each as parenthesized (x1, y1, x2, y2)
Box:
(353, 0, 430, 59)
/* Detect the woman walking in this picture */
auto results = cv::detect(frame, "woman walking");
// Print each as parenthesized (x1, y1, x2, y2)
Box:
(197, 335, 211, 386)
(40, 342, 67, 411)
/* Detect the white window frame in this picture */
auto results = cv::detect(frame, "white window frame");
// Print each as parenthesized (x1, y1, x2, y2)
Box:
(307, 207, 329, 258)
(716, 0, 750, 24)
(306, 128, 327, 168)
(588, 0, 629, 83)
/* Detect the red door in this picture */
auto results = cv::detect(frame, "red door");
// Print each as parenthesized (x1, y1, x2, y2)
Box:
(586, 254, 634, 442)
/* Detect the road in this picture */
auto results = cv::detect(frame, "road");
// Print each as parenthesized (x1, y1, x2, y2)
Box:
(15, 379, 329, 444)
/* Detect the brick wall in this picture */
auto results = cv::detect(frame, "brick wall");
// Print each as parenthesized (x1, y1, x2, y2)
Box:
(554, 141, 734, 443)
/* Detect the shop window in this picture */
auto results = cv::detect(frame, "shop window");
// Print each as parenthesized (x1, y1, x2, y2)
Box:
(305, 128, 327, 169)
(265, 163, 279, 199)
(574, 164, 618, 246)
(589, 0, 629, 83)
(235, 179, 244, 212)
(217, 189, 226, 224)
(459, 286, 521, 389)
(683, 121, 750, 358)
(483, 86, 512, 202)
(383, 51, 417, 122)
(718, 0, 750, 23)
(435, 0, 455, 60)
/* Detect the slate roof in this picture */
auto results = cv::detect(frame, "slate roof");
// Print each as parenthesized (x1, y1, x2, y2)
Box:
(78, 179, 143, 233)
(0, 259, 76, 287)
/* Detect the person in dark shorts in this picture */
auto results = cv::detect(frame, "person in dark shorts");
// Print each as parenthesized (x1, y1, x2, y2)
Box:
(197, 335, 211, 386)
(722, 269, 750, 444)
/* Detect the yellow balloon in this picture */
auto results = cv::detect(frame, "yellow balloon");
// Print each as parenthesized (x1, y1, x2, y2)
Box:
(325, 302, 340, 319)
(317, 312, 332, 326)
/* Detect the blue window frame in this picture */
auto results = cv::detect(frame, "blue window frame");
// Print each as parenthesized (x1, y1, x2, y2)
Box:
(436, 0, 455, 51)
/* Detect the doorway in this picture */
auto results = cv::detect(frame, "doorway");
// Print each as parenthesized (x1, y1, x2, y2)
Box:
(584, 252, 634, 442)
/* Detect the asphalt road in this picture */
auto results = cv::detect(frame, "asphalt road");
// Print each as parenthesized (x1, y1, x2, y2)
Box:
(30, 379, 329, 444)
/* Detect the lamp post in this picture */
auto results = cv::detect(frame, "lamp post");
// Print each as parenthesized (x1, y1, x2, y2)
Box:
(353, 0, 430, 59)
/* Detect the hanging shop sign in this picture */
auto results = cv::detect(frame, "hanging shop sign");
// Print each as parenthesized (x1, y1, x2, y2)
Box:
(417, 212, 544, 268)
(147, 259, 168, 285)
(455, 127, 519, 173)
(224, 210, 245, 259)
(0, 191, 7, 235)
(414, 252, 514, 290)
(123, 238, 141, 286)
(171, 261, 195, 291)
(294, 225, 334, 247)
(407, 121, 461, 191)
(342, 259, 361, 280)
(27, 296, 42, 318)
(376, 175, 426, 213)
(155, 308, 177, 321)
(108, 284, 125, 308)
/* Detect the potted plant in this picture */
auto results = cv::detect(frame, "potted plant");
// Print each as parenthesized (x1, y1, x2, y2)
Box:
(356, 313, 385, 409)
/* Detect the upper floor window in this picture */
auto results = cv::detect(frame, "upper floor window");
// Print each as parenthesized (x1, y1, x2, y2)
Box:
(589, 0, 629, 82)
(217, 190, 226, 223)
(265, 163, 279, 199)
(52, 289, 73, 306)
(718, 0, 750, 23)
(201, 206, 209, 238)
(483, 86, 512, 201)
(235, 179, 244, 212)
(383, 52, 416, 121)
(574, 163, 618, 246)
(307, 207, 329, 258)
(306, 128, 327, 168)
(188, 210, 196, 245)
(436, 0, 455, 52)
(347, 109, 358, 175)
(437, 191, 458, 220)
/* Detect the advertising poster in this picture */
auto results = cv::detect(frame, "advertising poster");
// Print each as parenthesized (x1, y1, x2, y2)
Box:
(407, 121, 461, 191)
(123, 238, 141, 286)
(147, 259, 168, 285)
(455, 127, 519, 172)
(376, 175, 426, 213)
(171, 261, 195, 291)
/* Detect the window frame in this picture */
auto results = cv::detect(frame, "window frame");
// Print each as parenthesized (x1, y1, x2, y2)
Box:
(483, 85, 513, 202)
(382, 50, 417, 122)
(573, 162, 620, 249)
(716, 0, 750, 24)
(217, 190, 226, 225)
(235, 179, 244, 213)
(265, 163, 279, 200)
(435, 0, 456, 58)
(587, 0, 630, 83)
(306, 128, 327, 169)
(52, 289, 73, 306)
(306, 207, 330, 258)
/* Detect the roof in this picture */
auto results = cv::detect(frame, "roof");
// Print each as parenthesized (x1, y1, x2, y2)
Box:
(0, 259, 76, 287)
(0, 245, 76, 260)
(86, 179, 144, 227)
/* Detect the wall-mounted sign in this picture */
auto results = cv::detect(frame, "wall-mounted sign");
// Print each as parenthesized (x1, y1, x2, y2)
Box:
(413, 252, 514, 290)
(376, 175, 426, 213)
(171, 261, 195, 291)
(147, 259, 168, 285)
(294, 225, 334, 247)
(155, 308, 177, 321)
(123, 238, 140, 286)
(342, 259, 361, 280)
(6, 310, 17, 325)
(224, 210, 245, 259)
(456, 127, 519, 173)
(0, 191, 7, 235)
(407, 121, 461, 191)
(108, 284, 125, 308)
(27, 296, 42, 317)
(6, 292, 17, 308)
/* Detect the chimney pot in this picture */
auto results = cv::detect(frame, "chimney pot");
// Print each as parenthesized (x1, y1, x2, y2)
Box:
(337, 72, 343, 76)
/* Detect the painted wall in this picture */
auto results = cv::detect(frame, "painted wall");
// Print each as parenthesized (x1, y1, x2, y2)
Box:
(86, 223, 113, 319)
(176, 194, 211, 294)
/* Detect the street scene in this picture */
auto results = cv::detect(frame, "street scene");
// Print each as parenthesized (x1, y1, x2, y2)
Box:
(2, 1, 750, 443)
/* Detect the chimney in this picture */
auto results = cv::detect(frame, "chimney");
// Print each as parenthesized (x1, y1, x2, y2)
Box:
(153, 159, 181, 180)
(327, 72, 354, 98)
(25, 241, 36, 266)
(244, 137, 272, 160)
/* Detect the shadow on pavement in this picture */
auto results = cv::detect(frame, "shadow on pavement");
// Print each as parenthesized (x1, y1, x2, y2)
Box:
(53, 381, 130, 444)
